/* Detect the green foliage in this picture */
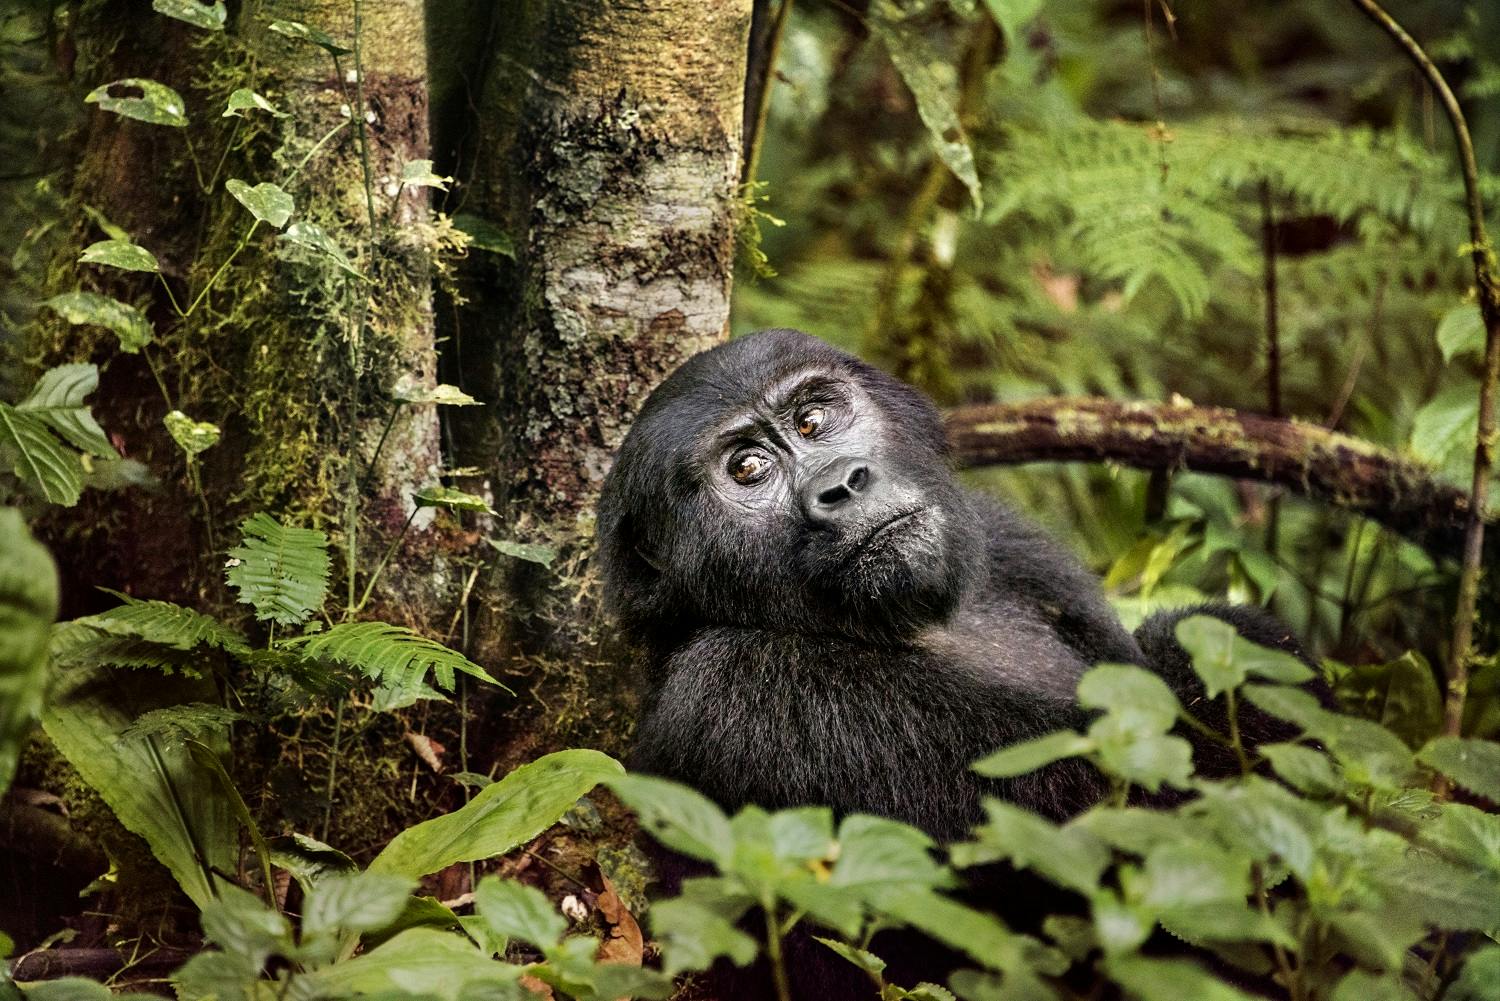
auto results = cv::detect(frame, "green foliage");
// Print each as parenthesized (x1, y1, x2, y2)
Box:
(225, 179, 294, 230)
(286, 621, 499, 692)
(0, 509, 57, 794)
(84, 78, 188, 127)
(225, 513, 331, 626)
(41, 293, 153, 352)
(78, 238, 160, 273)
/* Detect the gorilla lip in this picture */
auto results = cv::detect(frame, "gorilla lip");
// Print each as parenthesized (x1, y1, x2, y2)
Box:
(850, 507, 923, 556)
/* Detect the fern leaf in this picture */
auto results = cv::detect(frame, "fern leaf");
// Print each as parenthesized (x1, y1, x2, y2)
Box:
(285, 621, 503, 693)
(225, 513, 330, 625)
(80, 589, 249, 652)
(51, 626, 204, 676)
(122, 703, 246, 744)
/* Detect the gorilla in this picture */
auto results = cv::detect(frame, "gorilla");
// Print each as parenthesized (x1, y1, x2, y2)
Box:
(596, 329, 1313, 993)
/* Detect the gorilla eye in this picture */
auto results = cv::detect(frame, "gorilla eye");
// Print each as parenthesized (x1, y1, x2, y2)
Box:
(797, 407, 827, 437)
(729, 452, 771, 484)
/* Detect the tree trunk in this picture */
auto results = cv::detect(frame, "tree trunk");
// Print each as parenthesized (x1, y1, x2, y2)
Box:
(437, 1, 753, 745)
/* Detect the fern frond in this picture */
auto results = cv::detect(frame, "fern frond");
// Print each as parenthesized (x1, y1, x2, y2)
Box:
(285, 621, 503, 693)
(225, 513, 331, 626)
(51, 629, 204, 676)
(122, 703, 246, 744)
(82, 589, 249, 652)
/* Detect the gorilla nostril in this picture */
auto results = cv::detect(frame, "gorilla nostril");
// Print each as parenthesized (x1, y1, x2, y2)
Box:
(817, 483, 851, 506)
(846, 465, 869, 492)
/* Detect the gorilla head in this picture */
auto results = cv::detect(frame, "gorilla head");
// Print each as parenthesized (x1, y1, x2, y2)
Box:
(597, 329, 982, 644)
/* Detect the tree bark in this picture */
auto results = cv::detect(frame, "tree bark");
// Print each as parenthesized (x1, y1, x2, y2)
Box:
(946, 397, 1476, 554)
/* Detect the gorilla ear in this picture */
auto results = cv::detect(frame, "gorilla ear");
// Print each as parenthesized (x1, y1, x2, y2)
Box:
(633, 543, 664, 575)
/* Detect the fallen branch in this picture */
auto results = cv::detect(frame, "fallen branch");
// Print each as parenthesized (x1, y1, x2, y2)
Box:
(945, 397, 1475, 555)
(12, 947, 191, 982)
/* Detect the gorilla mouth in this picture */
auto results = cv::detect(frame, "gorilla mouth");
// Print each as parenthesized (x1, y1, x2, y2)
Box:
(847, 507, 924, 561)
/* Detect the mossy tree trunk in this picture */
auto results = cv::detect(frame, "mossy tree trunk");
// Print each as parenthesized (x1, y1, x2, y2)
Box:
(430, 1, 753, 746)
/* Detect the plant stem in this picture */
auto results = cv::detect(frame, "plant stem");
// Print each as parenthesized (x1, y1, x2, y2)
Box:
(1350, 0, 1500, 739)
(1253, 862, 1300, 1000)
(353, 505, 418, 614)
(742, 0, 793, 188)
(320, 699, 345, 843)
(763, 899, 793, 1001)
(283, 119, 351, 188)
(359, 403, 403, 493)
(186, 459, 218, 558)
(1261, 179, 1282, 552)
(1225, 687, 1252, 775)
(183, 221, 260, 318)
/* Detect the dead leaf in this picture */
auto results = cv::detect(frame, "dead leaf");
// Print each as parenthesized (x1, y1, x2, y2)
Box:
(405, 731, 446, 773)
(587, 862, 643, 967)
(519, 974, 554, 999)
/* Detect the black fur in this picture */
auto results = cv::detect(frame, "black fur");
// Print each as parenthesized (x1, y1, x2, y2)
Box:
(597, 329, 1319, 997)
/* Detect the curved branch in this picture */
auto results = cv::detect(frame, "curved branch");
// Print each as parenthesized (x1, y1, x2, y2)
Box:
(945, 398, 1477, 555)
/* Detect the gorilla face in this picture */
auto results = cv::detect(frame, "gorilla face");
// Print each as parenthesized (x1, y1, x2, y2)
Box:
(598, 330, 982, 645)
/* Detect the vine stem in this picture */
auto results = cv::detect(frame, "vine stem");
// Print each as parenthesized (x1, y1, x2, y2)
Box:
(762, 898, 793, 1001)
(1350, 0, 1500, 739)
(742, 0, 793, 188)
(352, 505, 418, 614)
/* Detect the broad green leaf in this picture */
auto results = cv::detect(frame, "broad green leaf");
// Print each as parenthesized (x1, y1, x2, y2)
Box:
(1175, 615, 1313, 698)
(1134, 843, 1248, 911)
(651, 885, 757, 976)
(392, 381, 480, 406)
(84, 78, 188, 127)
(1260, 742, 1345, 797)
(1448, 945, 1500, 1001)
(280, 221, 364, 278)
(199, 882, 291, 961)
(1329, 970, 1420, 1001)
(1409, 381, 1478, 467)
(871, 889, 1027, 971)
(489, 538, 558, 568)
(1420, 802, 1500, 874)
(1088, 722, 1194, 791)
(769, 805, 836, 864)
(452, 213, 516, 258)
(225, 512, 330, 625)
(950, 968, 1062, 1001)
(285, 620, 501, 691)
(1074, 806, 1214, 857)
(0, 403, 83, 506)
(473, 876, 565, 948)
(399, 159, 451, 191)
(370, 749, 623, 878)
(0, 510, 57, 794)
(415, 485, 493, 514)
(972, 730, 1093, 778)
(982, 0, 1045, 39)
(1078, 664, 1180, 733)
(1437, 303, 1486, 362)
(222, 88, 286, 118)
(606, 773, 735, 868)
(867, 1, 982, 214)
(42, 291, 153, 353)
(164, 410, 220, 457)
(1194, 779, 1317, 877)
(225, 179, 294, 229)
(17, 364, 115, 458)
(951, 799, 1109, 895)
(79, 589, 249, 653)
(308, 928, 527, 1000)
(1104, 955, 1262, 1001)
(831, 814, 947, 892)
(1333, 651, 1443, 748)
(267, 832, 357, 893)
(21, 978, 162, 1001)
(152, 0, 226, 30)
(303, 871, 416, 939)
(79, 238, 159, 273)
(895, 986, 957, 1001)
(40, 664, 235, 907)
(267, 19, 352, 56)
(1418, 736, 1500, 802)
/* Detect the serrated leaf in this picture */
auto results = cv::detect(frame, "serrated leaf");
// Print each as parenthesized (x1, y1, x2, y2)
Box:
(653, 897, 759, 976)
(867, 0, 982, 214)
(43, 291, 153, 353)
(1260, 742, 1345, 796)
(972, 729, 1093, 778)
(815, 935, 886, 975)
(1078, 663, 1181, 732)
(1418, 736, 1500, 802)
(0, 403, 82, 506)
(1104, 955, 1262, 1001)
(17, 364, 116, 458)
(1175, 615, 1314, 698)
(222, 88, 286, 118)
(473, 876, 564, 948)
(79, 589, 249, 653)
(1437, 303, 1486, 362)
(304, 871, 416, 939)
(163, 409, 220, 457)
(489, 537, 557, 567)
(152, 0, 226, 30)
(84, 78, 188, 127)
(226, 179, 294, 229)
(951, 799, 1109, 895)
(78, 238, 160, 273)
(607, 773, 735, 868)
(267, 19, 352, 56)
(392, 380, 480, 406)
(451, 213, 516, 257)
(414, 485, 493, 514)
(0, 509, 57, 794)
(285, 620, 500, 691)
(369, 749, 623, 878)
(399, 159, 451, 191)
(224, 512, 330, 625)
(280, 221, 365, 278)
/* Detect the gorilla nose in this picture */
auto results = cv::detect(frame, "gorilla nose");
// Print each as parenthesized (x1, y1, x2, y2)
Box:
(801, 457, 879, 526)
